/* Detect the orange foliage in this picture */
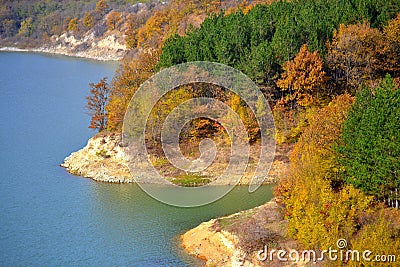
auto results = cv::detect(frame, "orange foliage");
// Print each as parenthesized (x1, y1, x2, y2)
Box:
(327, 22, 399, 92)
(106, 51, 159, 131)
(134, 0, 271, 50)
(106, 11, 122, 31)
(274, 94, 379, 251)
(277, 44, 328, 107)
(86, 77, 111, 131)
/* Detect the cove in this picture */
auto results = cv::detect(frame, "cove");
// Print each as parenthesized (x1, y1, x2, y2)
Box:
(0, 52, 273, 266)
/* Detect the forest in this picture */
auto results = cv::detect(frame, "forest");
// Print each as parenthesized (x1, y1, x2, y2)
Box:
(3, 0, 399, 263)
(87, 0, 400, 261)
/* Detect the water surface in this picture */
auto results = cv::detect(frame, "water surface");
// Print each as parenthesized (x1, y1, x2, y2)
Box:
(0, 52, 273, 266)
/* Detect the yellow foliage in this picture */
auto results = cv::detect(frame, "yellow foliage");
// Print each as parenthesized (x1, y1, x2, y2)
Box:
(83, 12, 93, 29)
(278, 94, 375, 251)
(384, 13, 400, 46)
(277, 44, 328, 107)
(349, 209, 400, 267)
(67, 17, 78, 32)
(106, 50, 159, 131)
(272, 100, 318, 144)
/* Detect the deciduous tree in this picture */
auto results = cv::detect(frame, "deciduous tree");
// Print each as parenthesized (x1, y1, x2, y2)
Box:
(277, 44, 327, 107)
(67, 17, 78, 32)
(327, 23, 382, 92)
(106, 11, 121, 31)
(83, 12, 93, 29)
(106, 51, 159, 131)
(86, 77, 111, 132)
(18, 17, 33, 37)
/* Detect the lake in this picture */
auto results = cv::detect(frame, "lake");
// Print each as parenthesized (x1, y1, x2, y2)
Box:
(0, 52, 273, 266)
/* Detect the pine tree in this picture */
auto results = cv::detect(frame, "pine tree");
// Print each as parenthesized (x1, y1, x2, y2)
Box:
(336, 75, 400, 198)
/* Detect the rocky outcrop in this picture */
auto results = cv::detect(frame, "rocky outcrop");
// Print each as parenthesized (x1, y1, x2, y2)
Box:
(182, 215, 249, 266)
(1, 32, 127, 61)
(43, 32, 127, 61)
(61, 134, 290, 184)
(181, 199, 311, 267)
(61, 134, 133, 183)
(181, 200, 279, 267)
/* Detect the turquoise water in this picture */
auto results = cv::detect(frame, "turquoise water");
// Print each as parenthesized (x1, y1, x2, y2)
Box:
(0, 52, 274, 266)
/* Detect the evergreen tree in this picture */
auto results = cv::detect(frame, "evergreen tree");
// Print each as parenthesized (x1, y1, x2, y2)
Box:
(336, 75, 400, 198)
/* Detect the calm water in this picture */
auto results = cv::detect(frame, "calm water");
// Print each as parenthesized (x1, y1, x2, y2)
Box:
(0, 52, 274, 266)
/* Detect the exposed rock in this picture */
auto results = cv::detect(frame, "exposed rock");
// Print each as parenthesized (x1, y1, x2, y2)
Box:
(181, 199, 312, 267)
(61, 133, 133, 183)
(1, 32, 127, 61)
(61, 133, 291, 185)
(42, 32, 127, 61)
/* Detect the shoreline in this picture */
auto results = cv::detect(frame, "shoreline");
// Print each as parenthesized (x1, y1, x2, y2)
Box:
(180, 198, 309, 266)
(0, 46, 123, 61)
(61, 134, 291, 185)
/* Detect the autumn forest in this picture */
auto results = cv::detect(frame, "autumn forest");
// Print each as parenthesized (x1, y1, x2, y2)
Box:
(2, 0, 400, 264)
(94, 0, 400, 260)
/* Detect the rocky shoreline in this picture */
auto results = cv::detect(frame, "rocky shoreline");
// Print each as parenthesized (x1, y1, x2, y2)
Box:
(181, 198, 310, 267)
(0, 33, 127, 61)
(0, 45, 124, 61)
(61, 134, 291, 185)
(61, 133, 134, 183)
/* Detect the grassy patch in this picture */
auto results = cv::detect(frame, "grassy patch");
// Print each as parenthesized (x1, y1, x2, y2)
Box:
(216, 210, 255, 230)
(172, 173, 211, 187)
(96, 149, 111, 158)
(151, 157, 169, 168)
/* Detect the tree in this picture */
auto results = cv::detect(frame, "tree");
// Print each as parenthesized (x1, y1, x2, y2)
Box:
(1, 19, 18, 37)
(326, 23, 383, 92)
(106, 11, 121, 31)
(275, 94, 373, 250)
(336, 75, 400, 198)
(86, 77, 111, 132)
(277, 44, 328, 107)
(95, 0, 109, 15)
(382, 14, 400, 80)
(18, 17, 33, 37)
(83, 12, 93, 29)
(106, 51, 159, 131)
(67, 17, 78, 32)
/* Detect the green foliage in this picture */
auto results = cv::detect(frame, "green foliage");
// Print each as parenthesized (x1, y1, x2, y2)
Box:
(157, 0, 400, 84)
(96, 149, 111, 158)
(336, 75, 400, 198)
(276, 94, 374, 251)
(172, 173, 211, 187)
